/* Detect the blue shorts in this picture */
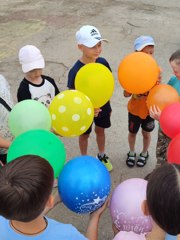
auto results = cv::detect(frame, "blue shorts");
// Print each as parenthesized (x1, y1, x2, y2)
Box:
(83, 112, 111, 135)
(128, 112, 155, 134)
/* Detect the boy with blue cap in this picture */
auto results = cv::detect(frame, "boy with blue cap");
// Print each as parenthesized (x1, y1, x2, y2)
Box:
(124, 35, 157, 168)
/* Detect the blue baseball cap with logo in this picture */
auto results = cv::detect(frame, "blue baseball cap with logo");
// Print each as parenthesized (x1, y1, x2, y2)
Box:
(134, 35, 155, 51)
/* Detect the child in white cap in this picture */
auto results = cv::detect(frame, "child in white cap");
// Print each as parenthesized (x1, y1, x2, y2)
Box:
(17, 45, 59, 107)
(67, 25, 113, 172)
(124, 35, 159, 168)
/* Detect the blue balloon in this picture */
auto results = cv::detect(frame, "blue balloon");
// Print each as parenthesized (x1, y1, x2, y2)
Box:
(58, 155, 111, 214)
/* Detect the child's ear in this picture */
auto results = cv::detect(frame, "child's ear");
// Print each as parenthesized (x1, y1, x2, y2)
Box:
(141, 200, 150, 216)
(46, 195, 54, 209)
(78, 44, 83, 52)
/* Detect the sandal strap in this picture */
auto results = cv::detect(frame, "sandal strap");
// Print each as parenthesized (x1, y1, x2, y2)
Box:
(126, 152, 136, 167)
(137, 153, 149, 167)
(138, 155, 146, 161)
(127, 156, 135, 160)
(126, 158, 135, 167)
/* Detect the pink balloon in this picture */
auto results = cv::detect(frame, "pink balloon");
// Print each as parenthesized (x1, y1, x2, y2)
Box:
(110, 178, 152, 234)
(113, 231, 146, 240)
(160, 102, 180, 139)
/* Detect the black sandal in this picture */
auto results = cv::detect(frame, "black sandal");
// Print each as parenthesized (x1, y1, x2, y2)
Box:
(126, 152, 136, 167)
(136, 152, 149, 167)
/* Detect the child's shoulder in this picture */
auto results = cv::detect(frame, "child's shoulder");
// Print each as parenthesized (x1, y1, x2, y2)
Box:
(96, 57, 111, 71)
(42, 75, 55, 82)
(168, 76, 179, 85)
(69, 60, 84, 75)
(47, 217, 87, 239)
(96, 57, 109, 64)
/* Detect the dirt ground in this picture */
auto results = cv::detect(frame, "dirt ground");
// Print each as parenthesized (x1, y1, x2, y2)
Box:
(1, 0, 180, 239)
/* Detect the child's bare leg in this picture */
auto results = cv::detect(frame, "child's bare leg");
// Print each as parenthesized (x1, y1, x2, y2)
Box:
(128, 132, 136, 152)
(79, 134, 89, 155)
(142, 130, 151, 153)
(95, 126, 105, 154)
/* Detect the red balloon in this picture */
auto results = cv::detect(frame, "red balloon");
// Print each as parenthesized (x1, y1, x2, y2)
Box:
(160, 103, 180, 139)
(167, 133, 180, 164)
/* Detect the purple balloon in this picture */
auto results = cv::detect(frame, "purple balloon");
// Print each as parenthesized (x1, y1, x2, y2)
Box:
(110, 178, 152, 234)
(113, 231, 146, 240)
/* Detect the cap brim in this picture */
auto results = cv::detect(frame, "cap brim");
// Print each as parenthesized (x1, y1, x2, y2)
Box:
(22, 59, 45, 73)
(81, 38, 109, 48)
(136, 42, 155, 51)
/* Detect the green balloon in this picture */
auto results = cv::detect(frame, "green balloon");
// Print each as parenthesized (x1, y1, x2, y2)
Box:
(8, 99, 52, 137)
(7, 129, 66, 178)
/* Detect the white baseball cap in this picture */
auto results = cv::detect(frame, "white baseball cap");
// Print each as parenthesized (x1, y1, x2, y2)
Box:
(18, 45, 45, 73)
(134, 36, 155, 51)
(76, 25, 108, 48)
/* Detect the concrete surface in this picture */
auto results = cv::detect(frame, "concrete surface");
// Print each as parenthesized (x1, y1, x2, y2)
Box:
(1, 0, 180, 239)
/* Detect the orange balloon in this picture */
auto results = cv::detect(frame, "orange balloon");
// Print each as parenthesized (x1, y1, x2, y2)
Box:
(146, 84, 179, 111)
(118, 52, 159, 94)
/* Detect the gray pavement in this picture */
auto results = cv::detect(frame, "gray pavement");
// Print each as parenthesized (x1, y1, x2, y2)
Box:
(1, 1, 180, 239)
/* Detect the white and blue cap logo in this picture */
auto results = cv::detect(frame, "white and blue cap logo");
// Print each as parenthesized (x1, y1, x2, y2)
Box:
(76, 25, 108, 48)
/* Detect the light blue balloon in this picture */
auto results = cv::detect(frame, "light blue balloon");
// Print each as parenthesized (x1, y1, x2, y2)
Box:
(58, 155, 111, 214)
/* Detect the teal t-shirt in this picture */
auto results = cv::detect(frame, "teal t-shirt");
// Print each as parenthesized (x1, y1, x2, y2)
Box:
(167, 76, 180, 95)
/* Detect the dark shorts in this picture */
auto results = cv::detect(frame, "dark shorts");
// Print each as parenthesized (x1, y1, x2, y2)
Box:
(128, 112, 155, 134)
(83, 113, 111, 135)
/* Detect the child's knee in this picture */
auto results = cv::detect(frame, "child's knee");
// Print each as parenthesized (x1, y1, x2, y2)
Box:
(142, 130, 151, 139)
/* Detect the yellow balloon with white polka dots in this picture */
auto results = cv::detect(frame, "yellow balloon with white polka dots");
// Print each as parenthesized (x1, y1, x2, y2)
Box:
(49, 90, 94, 137)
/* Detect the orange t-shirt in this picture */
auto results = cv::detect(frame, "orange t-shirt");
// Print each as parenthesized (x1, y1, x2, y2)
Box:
(127, 94, 149, 119)
(127, 66, 161, 119)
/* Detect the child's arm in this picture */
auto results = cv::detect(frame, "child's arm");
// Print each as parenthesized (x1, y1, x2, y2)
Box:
(86, 199, 108, 240)
(0, 136, 11, 148)
(17, 82, 32, 102)
(112, 223, 119, 237)
(94, 108, 102, 117)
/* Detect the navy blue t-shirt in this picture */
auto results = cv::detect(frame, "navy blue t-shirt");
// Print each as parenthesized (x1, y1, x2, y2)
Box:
(67, 57, 112, 116)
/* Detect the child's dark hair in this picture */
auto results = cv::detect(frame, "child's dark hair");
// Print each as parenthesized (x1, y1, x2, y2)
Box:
(146, 162, 180, 235)
(0, 155, 54, 222)
(169, 49, 180, 64)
